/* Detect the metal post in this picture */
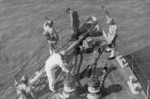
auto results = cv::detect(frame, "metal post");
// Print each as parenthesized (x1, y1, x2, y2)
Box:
(35, 54, 39, 71)
(62, 77, 76, 99)
(147, 80, 150, 99)
(87, 77, 101, 99)
(131, 56, 133, 71)
(60, 29, 63, 49)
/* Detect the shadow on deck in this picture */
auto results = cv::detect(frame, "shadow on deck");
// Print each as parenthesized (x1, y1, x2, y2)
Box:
(101, 84, 122, 98)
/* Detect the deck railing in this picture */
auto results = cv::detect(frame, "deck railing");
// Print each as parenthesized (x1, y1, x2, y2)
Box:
(116, 35, 149, 98)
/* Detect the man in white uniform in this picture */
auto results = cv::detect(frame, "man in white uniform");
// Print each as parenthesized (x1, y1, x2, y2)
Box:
(101, 6, 117, 59)
(43, 19, 59, 56)
(45, 52, 69, 92)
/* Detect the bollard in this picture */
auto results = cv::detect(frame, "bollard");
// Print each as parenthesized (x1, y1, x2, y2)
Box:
(87, 77, 101, 99)
(62, 77, 77, 99)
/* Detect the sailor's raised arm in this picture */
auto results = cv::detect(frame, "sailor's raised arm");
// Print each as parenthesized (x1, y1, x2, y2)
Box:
(43, 21, 48, 31)
(101, 6, 114, 24)
(101, 6, 110, 18)
(70, 12, 73, 28)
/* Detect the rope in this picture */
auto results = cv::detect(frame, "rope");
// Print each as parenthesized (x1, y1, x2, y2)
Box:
(15, 41, 47, 77)
(117, 35, 148, 80)
(116, 34, 148, 93)
(0, 41, 48, 97)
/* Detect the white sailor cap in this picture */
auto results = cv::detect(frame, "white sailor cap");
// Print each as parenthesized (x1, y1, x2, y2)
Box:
(21, 75, 28, 82)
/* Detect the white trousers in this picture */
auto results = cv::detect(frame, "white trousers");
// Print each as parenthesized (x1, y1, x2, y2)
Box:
(102, 30, 116, 58)
(46, 68, 56, 91)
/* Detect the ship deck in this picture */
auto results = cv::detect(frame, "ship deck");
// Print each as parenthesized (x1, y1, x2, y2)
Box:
(45, 50, 146, 99)
(1, 39, 147, 99)
(81, 51, 146, 99)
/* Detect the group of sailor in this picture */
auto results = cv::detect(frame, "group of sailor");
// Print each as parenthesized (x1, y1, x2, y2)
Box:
(43, 7, 81, 93)
(14, 6, 118, 99)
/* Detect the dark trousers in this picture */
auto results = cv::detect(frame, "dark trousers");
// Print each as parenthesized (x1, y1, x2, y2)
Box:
(71, 28, 80, 40)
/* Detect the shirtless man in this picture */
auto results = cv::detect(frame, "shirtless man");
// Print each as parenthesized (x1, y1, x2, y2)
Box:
(43, 19, 59, 55)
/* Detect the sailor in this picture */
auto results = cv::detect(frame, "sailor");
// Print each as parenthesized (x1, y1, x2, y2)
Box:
(14, 75, 36, 99)
(45, 52, 69, 92)
(86, 16, 100, 33)
(66, 7, 80, 40)
(43, 19, 59, 56)
(77, 16, 101, 53)
(101, 6, 117, 59)
(79, 37, 93, 52)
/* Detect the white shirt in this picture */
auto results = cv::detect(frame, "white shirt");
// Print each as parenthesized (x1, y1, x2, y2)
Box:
(107, 24, 117, 44)
(45, 53, 69, 73)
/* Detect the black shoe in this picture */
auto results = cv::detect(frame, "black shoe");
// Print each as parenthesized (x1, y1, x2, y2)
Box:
(71, 34, 78, 41)
(108, 56, 116, 60)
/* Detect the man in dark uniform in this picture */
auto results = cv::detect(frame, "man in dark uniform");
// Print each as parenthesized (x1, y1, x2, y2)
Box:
(66, 8, 80, 40)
